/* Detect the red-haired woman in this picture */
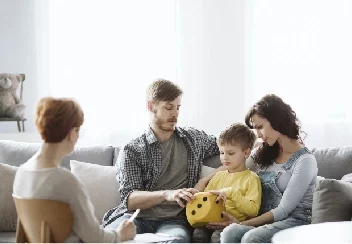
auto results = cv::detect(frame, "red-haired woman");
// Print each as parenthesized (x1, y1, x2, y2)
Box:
(13, 97, 136, 243)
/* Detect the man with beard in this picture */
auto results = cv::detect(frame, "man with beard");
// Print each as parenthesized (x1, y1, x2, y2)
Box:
(102, 79, 221, 242)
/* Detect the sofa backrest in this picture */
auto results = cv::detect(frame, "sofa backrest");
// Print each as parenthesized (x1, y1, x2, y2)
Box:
(0, 141, 114, 169)
(2, 140, 352, 180)
(312, 146, 352, 180)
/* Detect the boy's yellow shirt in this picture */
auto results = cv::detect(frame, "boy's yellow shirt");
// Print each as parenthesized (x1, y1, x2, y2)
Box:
(205, 169, 262, 222)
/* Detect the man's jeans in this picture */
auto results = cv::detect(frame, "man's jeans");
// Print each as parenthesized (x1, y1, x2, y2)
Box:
(105, 214, 192, 243)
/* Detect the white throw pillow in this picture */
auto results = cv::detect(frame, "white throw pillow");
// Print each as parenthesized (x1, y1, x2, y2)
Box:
(70, 160, 121, 223)
(200, 165, 217, 179)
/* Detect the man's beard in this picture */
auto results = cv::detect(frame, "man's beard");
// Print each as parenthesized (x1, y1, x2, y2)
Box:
(153, 112, 177, 132)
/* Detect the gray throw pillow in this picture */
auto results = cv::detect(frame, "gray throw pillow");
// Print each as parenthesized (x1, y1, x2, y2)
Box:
(312, 179, 352, 224)
(0, 163, 18, 231)
(203, 155, 221, 168)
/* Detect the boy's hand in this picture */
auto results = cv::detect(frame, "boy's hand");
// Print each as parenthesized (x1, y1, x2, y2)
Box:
(194, 179, 207, 192)
(209, 190, 226, 206)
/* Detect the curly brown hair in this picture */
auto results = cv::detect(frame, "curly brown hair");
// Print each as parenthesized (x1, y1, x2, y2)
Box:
(35, 97, 84, 143)
(245, 94, 305, 168)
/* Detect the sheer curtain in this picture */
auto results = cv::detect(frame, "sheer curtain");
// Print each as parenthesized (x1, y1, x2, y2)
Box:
(47, 0, 177, 145)
(244, 0, 352, 148)
(175, 0, 247, 137)
(45, 0, 352, 148)
(46, 0, 248, 145)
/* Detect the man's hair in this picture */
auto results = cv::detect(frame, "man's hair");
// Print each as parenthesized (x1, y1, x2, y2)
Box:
(146, 79, 183, 103)
(218, 123, 257, 150)
(35, 97, 84, 143)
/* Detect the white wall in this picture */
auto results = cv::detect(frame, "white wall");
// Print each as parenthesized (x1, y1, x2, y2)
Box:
(2, 0, 348, 149)
(0, 0, 48, 133)
(0, 132, 41, 143)
(243, 0, 352, 149)
(0, 0, 247, 143)
(176, 0, 245, 137)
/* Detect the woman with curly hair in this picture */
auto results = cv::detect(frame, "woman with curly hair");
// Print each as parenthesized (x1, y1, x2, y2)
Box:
(211, 94, 318, 243)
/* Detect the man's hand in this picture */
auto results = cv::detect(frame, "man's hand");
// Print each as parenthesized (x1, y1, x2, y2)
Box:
(209, 190, 227, 206)
(206, 212, 239, 230)
(165, 188, 199, 208)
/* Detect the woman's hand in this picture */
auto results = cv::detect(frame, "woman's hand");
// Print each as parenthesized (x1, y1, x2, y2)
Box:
(208, 190, 227, 206)
(206, 212, 239, 230)
(118, 220, 137, 242)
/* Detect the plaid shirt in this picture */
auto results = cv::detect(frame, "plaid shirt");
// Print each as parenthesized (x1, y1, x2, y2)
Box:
(101, 126, 219, 227)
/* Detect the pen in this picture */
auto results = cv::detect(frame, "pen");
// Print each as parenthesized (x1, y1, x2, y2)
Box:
(128, 209, 140, 222)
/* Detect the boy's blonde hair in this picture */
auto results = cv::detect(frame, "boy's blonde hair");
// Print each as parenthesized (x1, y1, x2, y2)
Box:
(218, 123, 257, 150)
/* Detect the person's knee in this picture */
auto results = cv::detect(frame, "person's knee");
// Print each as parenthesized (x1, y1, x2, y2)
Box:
(220, 224, 244, 243)
(157, 220, 192, 243)
(105, 215, 144, 233)
(241, 227, 272, 243)
(210, 230, 221, 243)
(241, 231, 258, 243)
(175, 227, 192, 243)
(172, 232, 191, 243)
(192, 228, 211, 243)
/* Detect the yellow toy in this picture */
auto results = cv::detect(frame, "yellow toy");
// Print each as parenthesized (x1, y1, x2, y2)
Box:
(186, 192, 226, 228)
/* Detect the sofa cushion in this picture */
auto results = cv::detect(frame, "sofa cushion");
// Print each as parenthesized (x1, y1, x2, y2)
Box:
(203, 155, 221, 168)
(311, 146, 352, 180)
(342, 173, 352, 183)
(0, 163, 18, 232)
(312, 179, 352, 224)
(112, 147, 121, 166)
(0, 140, 115, 169)
(0, 232, 16, 243)
(200, 166, 217, 179)
(70, 160, 121, 223)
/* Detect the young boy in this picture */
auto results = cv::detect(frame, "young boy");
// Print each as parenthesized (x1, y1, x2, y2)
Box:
(192, 123, 262, 243)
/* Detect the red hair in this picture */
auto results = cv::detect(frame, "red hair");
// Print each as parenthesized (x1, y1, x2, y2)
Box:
(35, 97, 84, 143)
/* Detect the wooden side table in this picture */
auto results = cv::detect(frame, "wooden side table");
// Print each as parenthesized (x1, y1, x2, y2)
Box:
(272, 221, 352, 243)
